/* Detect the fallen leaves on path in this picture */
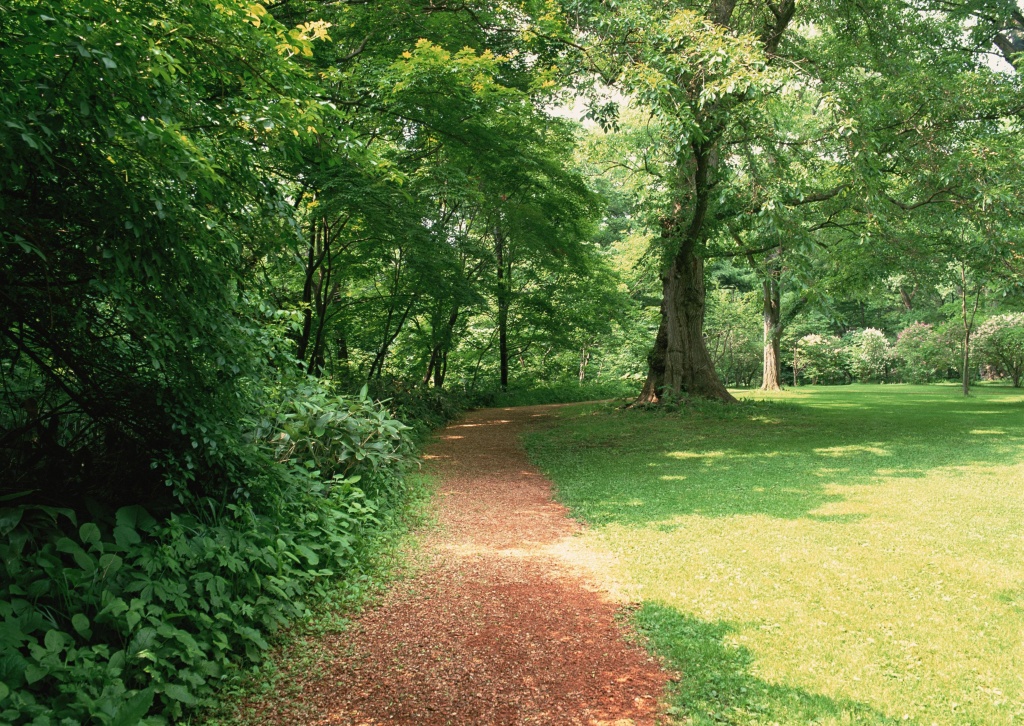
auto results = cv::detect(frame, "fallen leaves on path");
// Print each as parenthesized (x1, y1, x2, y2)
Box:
(241, 405, 670, 725)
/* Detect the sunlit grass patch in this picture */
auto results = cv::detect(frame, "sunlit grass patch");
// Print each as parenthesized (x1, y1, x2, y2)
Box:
(524, 385, 1024, 725)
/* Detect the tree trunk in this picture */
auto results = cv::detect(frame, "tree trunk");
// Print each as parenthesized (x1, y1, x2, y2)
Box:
(761, 257, 782, 391)
(296, 219, 317, 362)
(424, 305, 459, 388)
(495, 228, 510, 390)
(635, 0, 796, 406)
(750, 248, 783, 391)
(638, 238, 736, 403)
(959, 263, 983, 397)
(637, 146, 735, 405)
(898, 285, 914, 311)
(435, 350, 448, 388)
(368, 296, 415, 380)
(962, 334, 971, 397)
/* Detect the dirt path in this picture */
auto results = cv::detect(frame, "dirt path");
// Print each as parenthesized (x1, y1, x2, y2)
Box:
(247, 405, 669, 725)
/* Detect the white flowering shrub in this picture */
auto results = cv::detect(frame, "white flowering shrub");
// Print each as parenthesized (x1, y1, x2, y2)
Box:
(843, 328, 896, 383)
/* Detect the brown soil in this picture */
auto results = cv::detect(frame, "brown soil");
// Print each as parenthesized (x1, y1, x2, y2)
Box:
(243, 405, 670, 725)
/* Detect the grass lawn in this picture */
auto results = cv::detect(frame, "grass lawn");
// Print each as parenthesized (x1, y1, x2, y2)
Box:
(523, 385, 1024, 726)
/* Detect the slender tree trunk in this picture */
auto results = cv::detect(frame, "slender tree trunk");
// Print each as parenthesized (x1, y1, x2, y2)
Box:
(578, 346, 590, 384)
(761, 255, 782, 391)
(749, 249, 783, 391)
(495, 228, 510, 390)
(369, 297, 415, 380)
(424, 306, 459, 387)
(296, 219, 317, 362)
(962, 336, 971, 396)
(959, 263, 983, 397)
(435, 350, 448, 388)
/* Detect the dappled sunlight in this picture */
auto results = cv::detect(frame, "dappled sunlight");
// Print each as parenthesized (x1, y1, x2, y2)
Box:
(667, 450, 726, 460)
(527, 386, 1024, 725)
(814, 444, 890, 457)
(453, 419, 514, 427)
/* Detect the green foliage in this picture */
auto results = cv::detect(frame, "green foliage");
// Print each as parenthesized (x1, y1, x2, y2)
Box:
(843, 328, 897, 384)
(471, 380, 639, 408)
(794, 334, 850, 385)
(0, 0, 334, 504)
(0, 388, 412, 724)
(365, 380, 473, 438)
(974, 313, 1024, 387)
(894, 323, 962, 384)
(705, 288, 763, 388)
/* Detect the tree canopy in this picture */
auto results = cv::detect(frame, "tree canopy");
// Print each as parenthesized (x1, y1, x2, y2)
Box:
(1, 0, 1023, 720)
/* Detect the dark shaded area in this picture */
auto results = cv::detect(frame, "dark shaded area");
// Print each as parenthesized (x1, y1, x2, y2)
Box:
(633, 604, 897, 725)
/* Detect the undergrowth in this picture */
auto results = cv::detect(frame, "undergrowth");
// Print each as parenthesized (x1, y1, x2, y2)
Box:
(470, 380, 639, 408)
(0, 382, 417, 725)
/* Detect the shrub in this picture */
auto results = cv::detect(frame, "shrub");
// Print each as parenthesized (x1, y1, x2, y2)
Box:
(974, 314, 1024, 387)
(843, 328, 897, 383)
(474, 380, 639, 408)
(705, 288, 763, 388)
(0, 385, 413, 724)
(794, 334, 850, 385)
(894, 323, 961, 383)
(365, 379, 471, 438)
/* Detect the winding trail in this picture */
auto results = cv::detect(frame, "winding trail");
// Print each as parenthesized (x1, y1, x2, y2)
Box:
(248, 405, 669, 725)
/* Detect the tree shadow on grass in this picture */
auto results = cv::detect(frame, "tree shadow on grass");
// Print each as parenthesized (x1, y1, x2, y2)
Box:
(532, 389, 1024, 525)
(634, 603, 899, 725)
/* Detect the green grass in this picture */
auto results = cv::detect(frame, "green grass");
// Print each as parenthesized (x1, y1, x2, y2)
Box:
(523, 384, 1024, 726)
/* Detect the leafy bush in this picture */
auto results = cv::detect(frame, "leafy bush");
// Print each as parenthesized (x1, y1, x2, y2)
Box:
(0, 386, 413, 724)
(470, 380, 639, 408)
(894, 323, 961, 383)
(794, 334, 850, 385)
(843, 328, 897, 383)
(705, 288, 763, 388)
(365, 379, 472, 438)
(974, 314, 1024, 387)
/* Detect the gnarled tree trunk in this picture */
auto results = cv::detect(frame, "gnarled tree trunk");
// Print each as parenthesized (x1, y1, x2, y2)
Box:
(637, 143, 736, 404)
(635, 0, 797, 405)
(638, 230, 736, 403)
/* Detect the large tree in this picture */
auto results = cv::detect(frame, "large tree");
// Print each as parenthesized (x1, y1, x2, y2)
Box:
(569, 0, 1023, 402)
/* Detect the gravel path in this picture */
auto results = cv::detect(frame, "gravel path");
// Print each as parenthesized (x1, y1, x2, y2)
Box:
(245, 405, 669, 725)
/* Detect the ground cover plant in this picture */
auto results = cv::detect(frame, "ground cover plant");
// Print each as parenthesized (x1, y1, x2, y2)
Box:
(524, 385, 1024, 725)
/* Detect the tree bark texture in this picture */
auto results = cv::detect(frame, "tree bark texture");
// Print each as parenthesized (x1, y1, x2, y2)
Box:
(638, 141, 736, 404)
(636, 1, 799, 405)
(760, 253, 782, 391)
(638, 231, 736, 403)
